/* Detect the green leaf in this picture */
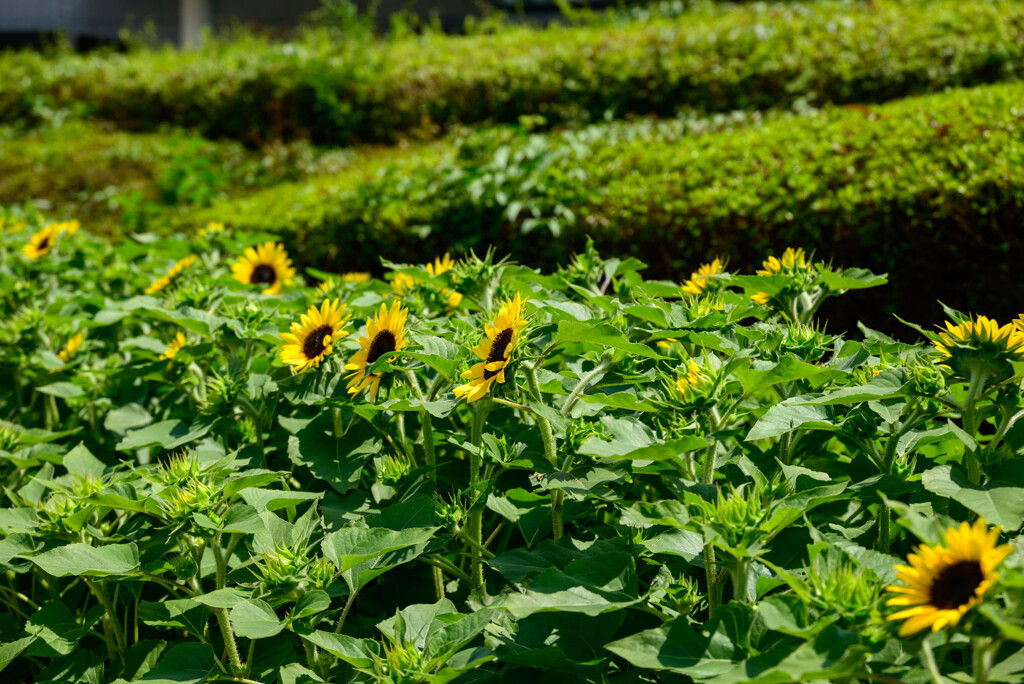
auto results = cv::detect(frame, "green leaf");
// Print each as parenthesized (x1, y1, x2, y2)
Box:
(818, 267, 888, 292)
(63, 443, 105, 479)
(138, 642, 215, 684)
(238, 488, 323, 513)
(139, 598, 208, 636)
(286, 416, 377, 494)
(104, 403, 153, 436)
(322, 526, 439, 572)
(295, 628, 373, 668)
(579, 435, 708, 461)
(795, 371, 906, 406)
(705, 625, 865, 684)
(735, 357, 835, 396)
(604, 618, 739, 678)
(747, 402, 837, 441)
(293, 591, 331, 620)
(229, 599, 284, 639)
(553, 320, 666, 360)
(116, 419, 212, 451)
(36, 382, 86, 399)
(377, 599, 459, 650)
(25, 601, 104, 656)
(921, 465, 1024, 529)
(193, 588, 250, 609)
(0, 637, 35, 673)
(498, 552, 640, 618)
(28, 542, 139, 577)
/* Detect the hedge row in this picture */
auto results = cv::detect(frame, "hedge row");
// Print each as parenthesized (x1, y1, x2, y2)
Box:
(2, 0, 1023, 145)
(0, 122, 438, 230)
(188, 81, 1024, 333)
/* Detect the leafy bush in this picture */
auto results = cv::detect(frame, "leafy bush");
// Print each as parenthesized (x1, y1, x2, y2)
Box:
(1, 0, 1022, 145)
(3, 222, 1024, 683)
(191, 80, 1024, 333)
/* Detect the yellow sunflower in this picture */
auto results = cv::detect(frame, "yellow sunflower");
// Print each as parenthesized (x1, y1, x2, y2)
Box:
(751, 247, 811, 305)
(231, 242, 296, 295)
(145, 254, 198, 295)
(58, 220, 80, 237)
(198, 221, 225, 237)
(315, 277, 337, 297)
(58, 333, 84, 362)
(280, 299, 351, 373)
(426, 253, 456, 277)
(345, 302, 410, 401)
(391, 272, 416, 296)
(886, 518, 1012, 637)
(682, 258, 725, 296)
(160, 333, 188, 361)
(454, 293, 528, 403)
(675, 359, 708, 400)
(342, 272, 371, 283)
(23, 224, 61, 259)
(934, 316, 1024, 375)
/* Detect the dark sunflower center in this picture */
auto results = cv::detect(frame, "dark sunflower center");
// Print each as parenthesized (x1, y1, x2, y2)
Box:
(38, 236, 50, 250)
(929, 560, 984, 609)
(302, 325, 334, 360)
(484, 328, 514, 380)
(366, 330, 397, 368)
(251, 264, 277, 284)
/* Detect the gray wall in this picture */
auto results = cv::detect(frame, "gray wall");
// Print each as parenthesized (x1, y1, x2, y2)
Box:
(0, 0, 179, 43)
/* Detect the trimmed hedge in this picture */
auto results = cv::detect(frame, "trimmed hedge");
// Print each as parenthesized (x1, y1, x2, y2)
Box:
(2, 0, 1023, 145)
(189, 81, 1024, 332)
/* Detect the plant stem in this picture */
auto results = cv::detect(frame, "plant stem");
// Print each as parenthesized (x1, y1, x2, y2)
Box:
(560, 358, 614, 417)
(523, 361, 563, 539)
(702, 432, 719, 617)
(405, 371, 446, 601)
(731, 560, 749, 603)
(334, 588, 359, 634)
(214, 608, 244, 674)
(468, 404, 486, 588)
(920, 639, 946, 684)
(86, 579, 126, 661)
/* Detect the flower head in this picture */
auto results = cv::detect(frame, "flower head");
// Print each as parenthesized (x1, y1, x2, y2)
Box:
(58, 333, 84, 362)
(342, 272, 371, 283)
(682, 258, 725, 296)
(24, 224, 60, 259)
(454, 294, 528, 403)
(231, 242, 296, 295)
(345, 302, 410, 401)
(198, 221, 225, 238)
(934, 315, 1024, 378)
(675, 359, 709, 400)
(886, 518, 1013, 637)
(751, 247, 812, 305)
(160, 333, 188, 361)
(146, 255, 198, 295)
(280, 299, 351, 373)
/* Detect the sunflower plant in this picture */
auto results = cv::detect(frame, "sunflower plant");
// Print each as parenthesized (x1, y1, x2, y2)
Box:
(5, 221, 1024, 684)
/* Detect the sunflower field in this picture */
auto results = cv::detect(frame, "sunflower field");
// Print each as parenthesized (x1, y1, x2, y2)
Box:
(2, 217, 1024, 684)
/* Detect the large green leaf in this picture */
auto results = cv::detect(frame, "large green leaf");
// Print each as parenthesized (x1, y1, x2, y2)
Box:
(138, 642, 216, 684)
(921, 465, 1024, 529)
(747, 402, 838, 441)
(28, 542, 139, 577)
(734, 357, 837, 395)
(553, 320, 666, 360)
(323, 527, 439, 572)
(498, 552, 640, 618)
(286, 415, 377, 494)
(25, 601, 104, 656)
(116, 419, 212, 451)
(604, 618, 740, 679)
(295, 628, 373, 668)
(229, 599, 284, 639)
(139, 598, 208, 636)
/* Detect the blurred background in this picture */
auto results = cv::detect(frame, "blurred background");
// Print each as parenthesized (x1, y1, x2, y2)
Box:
(1, 0, 1021, 335)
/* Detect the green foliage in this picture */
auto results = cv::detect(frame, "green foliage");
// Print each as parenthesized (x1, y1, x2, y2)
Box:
(1, 0, 1022, 145)
(191, 80, 1024, 332)
(3, 223, 1024, 682)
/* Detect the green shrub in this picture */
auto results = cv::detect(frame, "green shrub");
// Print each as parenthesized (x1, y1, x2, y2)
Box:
(2, 0, 1022, 145)
(190, 81, 1024, 331)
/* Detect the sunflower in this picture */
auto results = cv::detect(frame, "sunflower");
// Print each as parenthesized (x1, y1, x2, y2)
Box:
(934, 315, 1024, 377)
(751, 247, 812, 305)
(145, 254, 198, 295)
(198, 221, 225, 238)
(280, 299, 352, 373)
(24, 224, 61, 259)
(454, 294, 528, 403)
(160, 333, 188, 361)
(675, 359, 708, 400)
(342, 272, 371, 283)
(58, 333, 84, 362)
(886, 518, 1012, 637)
(58, 220, 80, 237)
(391, 272, 416, 296)
(345, 302, 410, 401)
(231, 242, 296, 295)
(425, 253, 463, 308)
(682, 258, 725, 296)
(315, 277, 337, 297)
